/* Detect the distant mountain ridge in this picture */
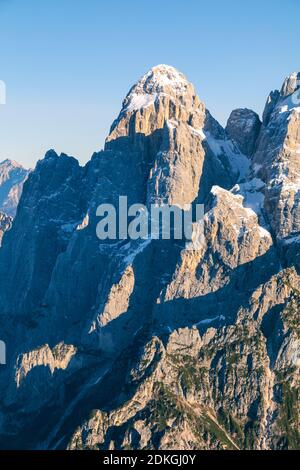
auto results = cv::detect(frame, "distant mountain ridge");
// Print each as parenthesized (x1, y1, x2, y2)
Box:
(0, 159, 30, 217)
(0, 65, 299, 450)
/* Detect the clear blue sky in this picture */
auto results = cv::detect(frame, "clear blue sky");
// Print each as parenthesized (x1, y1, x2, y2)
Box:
(0, 0, 299, 168)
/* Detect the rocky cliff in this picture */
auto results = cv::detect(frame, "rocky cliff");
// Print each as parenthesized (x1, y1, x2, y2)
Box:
(0, 65, 299, 450)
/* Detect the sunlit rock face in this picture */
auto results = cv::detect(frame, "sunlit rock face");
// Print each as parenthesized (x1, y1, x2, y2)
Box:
(252, 73, 300, 241)
(0, 67, 299, 450)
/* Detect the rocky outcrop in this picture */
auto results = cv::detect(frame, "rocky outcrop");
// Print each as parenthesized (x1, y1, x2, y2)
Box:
(15, 342, 77, 388)
(0, 66, 299, 451)
(0, 159, 29, 216)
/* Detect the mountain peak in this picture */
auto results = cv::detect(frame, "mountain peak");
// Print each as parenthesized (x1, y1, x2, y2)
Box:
(0, 159, 26, 170)
(121, 64, 193, 114)
(44, 149, 59, 160)
(262, 72, 300, 125)
(142, 64, 189, 90)
(106, 64, 201, 147)
(280, 71, 300, 97)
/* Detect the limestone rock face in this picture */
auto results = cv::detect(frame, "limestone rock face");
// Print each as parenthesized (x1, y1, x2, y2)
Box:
(151, 184, 278, 336)
(0, 159, 29, 216)
(107, 64, 205, 144)
(0, 66, 299, 450)
(67, 270, 300, 450)
(226, 108, 261, 156)
(106, 64, 241, 207)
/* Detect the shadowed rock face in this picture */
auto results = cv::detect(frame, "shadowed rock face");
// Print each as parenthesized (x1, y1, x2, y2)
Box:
(0, 150, 86, 317)
(226, 108, 261, 156)
(0, 66, 299, 450)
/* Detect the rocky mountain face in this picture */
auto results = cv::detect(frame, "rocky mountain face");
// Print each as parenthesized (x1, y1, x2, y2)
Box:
(0, 159, 29, 217)
(252, 74, 300, 243)
(0, 65, 299, 450)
